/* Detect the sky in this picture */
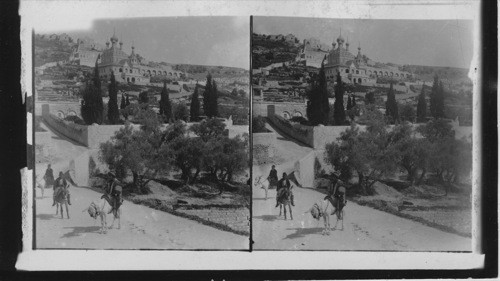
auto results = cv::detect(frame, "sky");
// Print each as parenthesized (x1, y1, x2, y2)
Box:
(46, 17, 249, 69)
(253, 17, 474, 69)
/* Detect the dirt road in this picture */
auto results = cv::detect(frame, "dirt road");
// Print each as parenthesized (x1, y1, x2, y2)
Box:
(35, 121, 249, 250)
(252, 121, 471, 251)
(35, 186, 249, 249)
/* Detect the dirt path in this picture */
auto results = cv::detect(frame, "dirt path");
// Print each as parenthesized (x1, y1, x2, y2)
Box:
(252, 120, 471, 251)
(35, 186, 249, 249)
(35, 122, 249, 250)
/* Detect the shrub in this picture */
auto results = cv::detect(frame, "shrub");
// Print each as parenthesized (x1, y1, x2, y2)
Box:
(252, 116, 268, 133)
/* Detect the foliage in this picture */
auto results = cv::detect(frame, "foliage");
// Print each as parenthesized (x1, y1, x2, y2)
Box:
(159, 81, 173, 123)
(190, 84, 201, 121)
(365, 92, 375, 104)
(399, 103, 416, 123)
(324, 119, 398, 195)
(333, 72, 346, 125)
(139, 91, 150, 105)
(120, 93, 126, 110)
(385, 83, 399, 124)
(252, 116, 268, 133)
(100, 113, 172, 194)
(203, 73, 219, 118)
(429, 75, 445, 118)
(306, 61, 330, 126)
(173, 103, 190, 122)
(416, 83, 427, 123)
(107, 72, 120, 124)
(80, 60, 104, 125)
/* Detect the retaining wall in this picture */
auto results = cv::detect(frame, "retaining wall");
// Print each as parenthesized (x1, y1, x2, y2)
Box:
(253, 102, 306, 118)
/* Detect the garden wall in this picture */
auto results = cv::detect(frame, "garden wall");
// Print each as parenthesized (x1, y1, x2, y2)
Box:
(267, 114, 314, 147)
(42, 104, 89, 147)
(253, 102, 306, 118)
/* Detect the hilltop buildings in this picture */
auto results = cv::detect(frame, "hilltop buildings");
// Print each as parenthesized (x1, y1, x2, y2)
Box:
(97, 31, 186, 85)
(69, 37, 104, 67)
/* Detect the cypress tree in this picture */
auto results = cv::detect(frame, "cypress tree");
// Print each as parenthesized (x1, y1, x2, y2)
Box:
(159, 81, 173, 122)
(333, 72, 346, 125)
(211, 80, 219, 117)
(120, 93, 126, 110)
(190, 84, 200, 121)
(416, 83, 427, 123)
(436, 81, 445, 118)
(352, 95, 357, 107)
(203, 73, 212, 117)
(306, 61, 329, 125)
(107, 71, 120, 124)
(385, 82, 398, 123)
(429, 74, 440, 118)
(81, 59, 104, 125)
(346, 95, 352, 110)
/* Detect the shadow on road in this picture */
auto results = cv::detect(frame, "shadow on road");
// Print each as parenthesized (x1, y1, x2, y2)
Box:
(253, 215, 280, 222)
(36, 214, 56, 220)
(62, 226, 101, 238)
(284, 227, 324, 239)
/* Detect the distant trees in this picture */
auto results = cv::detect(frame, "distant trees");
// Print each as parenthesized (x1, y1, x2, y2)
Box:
(159, 81, 173, 123)
(139, 91, 149, 105)
(81, 60, 104, 125)
(346, 95, 353, 110)
(416, 83, 427, 122)
(385, 82, 399, 124)
(365, 92, 375, 104)
(190, 84, 200, 121)
(107, 72, 120, 124)
(120, 93, 126, 110)
(173, 103, 189, 122)
(332, 72, 346, 125)
(306, 61, 329, 125)
(203, 73, 219, 118)
(429, 75, 445, 118)
(399, 104, 416, 123)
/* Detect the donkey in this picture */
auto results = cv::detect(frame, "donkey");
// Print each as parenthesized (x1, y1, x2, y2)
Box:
(54, 187, 70, 219)
(85, 194, 122, 234)
(309, 198, 346, 235)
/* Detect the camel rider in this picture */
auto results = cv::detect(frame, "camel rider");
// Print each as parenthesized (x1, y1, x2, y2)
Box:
(325, 176, 346, 214)
(52, 171, 71, 206)
(276, 172, 295, 207)
(268, 165, 278, 187)
(104, 172, 123, 214)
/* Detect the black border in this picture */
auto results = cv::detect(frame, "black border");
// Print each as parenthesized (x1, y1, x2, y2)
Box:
(0, 0, 497, 279)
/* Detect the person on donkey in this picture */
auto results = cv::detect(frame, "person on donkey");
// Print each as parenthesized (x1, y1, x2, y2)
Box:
(103, 172, 123, 214)
(324, 173, 347, 215)
(276, 172, 295, 207)
(52, 171, 71, 206)
(267, 165, 278, 188)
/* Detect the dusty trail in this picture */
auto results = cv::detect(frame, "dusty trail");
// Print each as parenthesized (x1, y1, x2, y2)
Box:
(252, 121, 471, 251)
(35, 121, 249, 250)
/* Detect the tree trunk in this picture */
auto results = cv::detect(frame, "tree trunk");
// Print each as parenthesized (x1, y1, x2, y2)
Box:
(132, 171, 141, 193)
(416, 168, 426, 186)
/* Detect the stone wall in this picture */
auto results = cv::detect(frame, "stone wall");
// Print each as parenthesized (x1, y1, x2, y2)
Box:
(42, 107, 89, 147)
(37, 101, 81, 118)
(253, 102, 307, 118)
(268, 114, 314, 147)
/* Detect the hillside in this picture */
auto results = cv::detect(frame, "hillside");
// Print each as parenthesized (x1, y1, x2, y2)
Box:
(252, 34, 300, 69)
(34, 36, 74, 67)
(173, 64, 248, 76)
(400, 65, 471, 83)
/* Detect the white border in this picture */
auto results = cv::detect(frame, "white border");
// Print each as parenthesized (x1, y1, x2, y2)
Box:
(19, 0, 482, 271)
